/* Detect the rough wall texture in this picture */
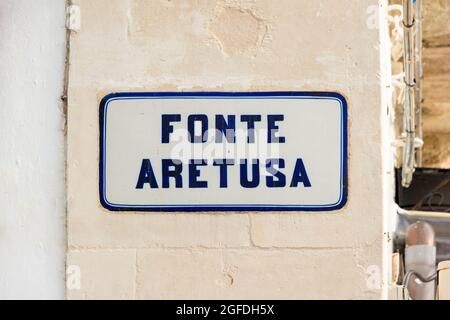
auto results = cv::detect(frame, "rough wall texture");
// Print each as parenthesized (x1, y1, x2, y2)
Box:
(67, 0, 386, 299)
(422, 1, 450, 168)
(388, 0, 450, 168)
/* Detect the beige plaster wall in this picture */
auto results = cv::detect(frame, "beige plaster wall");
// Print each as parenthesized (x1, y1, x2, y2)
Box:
(67, 0, 388, 299)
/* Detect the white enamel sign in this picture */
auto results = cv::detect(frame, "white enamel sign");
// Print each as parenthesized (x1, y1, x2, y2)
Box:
(100, 92, 347, 212)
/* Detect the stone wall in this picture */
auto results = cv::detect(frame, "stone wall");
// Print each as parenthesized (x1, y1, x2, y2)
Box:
(422, 0, 450, 168)
(66, 0, 387, 299)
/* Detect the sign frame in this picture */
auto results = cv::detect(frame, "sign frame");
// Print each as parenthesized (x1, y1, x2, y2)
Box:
(99, 91, 348, 212)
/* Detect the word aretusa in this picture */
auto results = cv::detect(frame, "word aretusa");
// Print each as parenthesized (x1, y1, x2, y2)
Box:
(136, 114, 311, 189)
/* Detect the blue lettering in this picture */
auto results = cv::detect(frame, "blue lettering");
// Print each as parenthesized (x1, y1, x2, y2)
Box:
(240, 159, 260, 188)
(188, 114, 208, 143)
(266, 158, 286, 188)
(136, 159, 159, 189)
(161, 114, 181, 143)
(290, 158, 312, 187)
(189, 160, 208, 188)
(240, 115, 261, 143)
(267, 115, 286, 143)
(162, 159, 183, 188)
(215, 115, 236, 143)
(213, 159, 235, 188)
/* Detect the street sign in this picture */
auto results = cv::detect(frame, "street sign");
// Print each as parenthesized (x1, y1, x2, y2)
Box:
(99, 92, 347, 212)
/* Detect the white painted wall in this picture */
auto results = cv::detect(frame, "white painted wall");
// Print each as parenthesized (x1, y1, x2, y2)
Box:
(0, 0, 66, 299)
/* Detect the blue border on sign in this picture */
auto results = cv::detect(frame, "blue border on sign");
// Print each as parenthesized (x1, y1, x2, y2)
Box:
(99, 92, 348, 212)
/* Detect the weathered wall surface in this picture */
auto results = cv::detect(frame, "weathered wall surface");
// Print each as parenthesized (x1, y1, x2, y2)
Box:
(0, 0, 66, 299)
(388, 0, 450, 169)
(422, 0, 450, 168)
(67, 0, 387, 299)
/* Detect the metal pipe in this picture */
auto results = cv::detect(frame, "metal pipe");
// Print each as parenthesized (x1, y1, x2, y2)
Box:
(398, 208, 450, 220)
(396, 208, 450, 264)
(405, 221, 436, 300)
(401, 0, 416, 187)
